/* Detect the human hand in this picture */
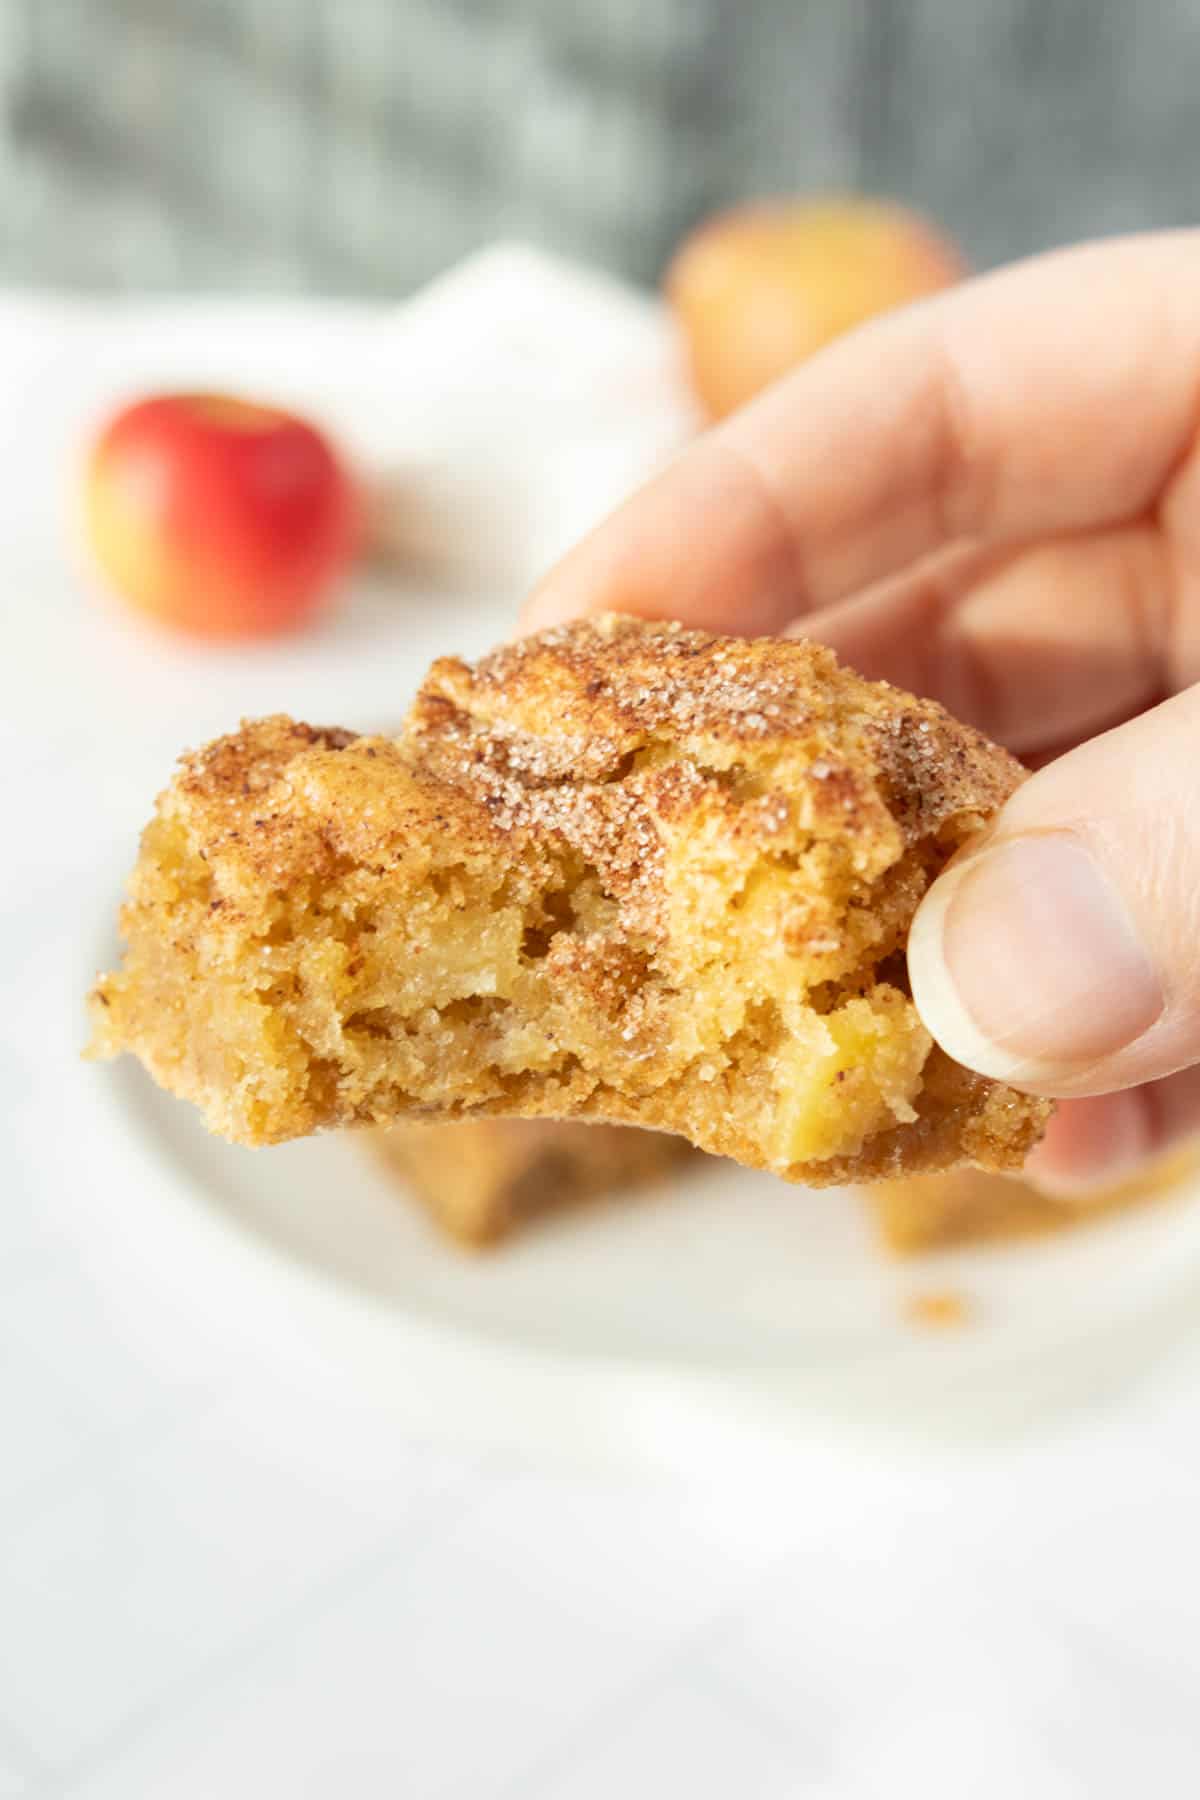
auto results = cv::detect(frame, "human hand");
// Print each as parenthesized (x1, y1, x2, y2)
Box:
(523, 233, 1200, 1193)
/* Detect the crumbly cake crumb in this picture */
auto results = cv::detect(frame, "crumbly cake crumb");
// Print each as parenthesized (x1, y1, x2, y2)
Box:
(88, 615, 1051, 1179)
(905, 1290, 971, 1329)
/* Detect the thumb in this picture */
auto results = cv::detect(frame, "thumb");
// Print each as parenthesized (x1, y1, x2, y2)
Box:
(908, 684, 1200, 1098)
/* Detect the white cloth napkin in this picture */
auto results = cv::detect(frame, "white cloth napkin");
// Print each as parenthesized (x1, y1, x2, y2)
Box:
(340, 242, 702, 586)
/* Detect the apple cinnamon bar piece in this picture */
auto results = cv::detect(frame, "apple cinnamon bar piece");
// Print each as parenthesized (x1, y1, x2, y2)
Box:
(371, 1118, 695, 1247)
(89, 615, 1050, 1181)
(864, 1148, 1199, 1254)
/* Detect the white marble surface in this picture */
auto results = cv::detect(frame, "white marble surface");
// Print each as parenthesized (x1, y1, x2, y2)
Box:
(6, 251, 1200, 1798)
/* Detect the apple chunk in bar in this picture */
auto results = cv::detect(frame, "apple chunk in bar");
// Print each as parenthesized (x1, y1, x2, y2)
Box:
(88, 615, 1050, 1183)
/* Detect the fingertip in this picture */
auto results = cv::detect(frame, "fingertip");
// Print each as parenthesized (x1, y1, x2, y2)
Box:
(518, 537, 641, 641)
(1023, 1091, 1151, 1202)
(517, 584, 577, 638)
(519, 571, 662, 640)
(908, 831, 1164, 1093)
(521, 432, 810, 643)
(906, 854, 1059, 1086)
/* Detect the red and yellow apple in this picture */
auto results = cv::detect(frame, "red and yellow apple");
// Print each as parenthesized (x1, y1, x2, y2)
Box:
(666, 197, 965, 421)
(84, 393, 359, 638)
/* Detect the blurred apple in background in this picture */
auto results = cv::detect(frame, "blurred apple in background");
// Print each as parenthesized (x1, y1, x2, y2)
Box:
(84, 394, 359, 638)
(666, 196, 964, 420)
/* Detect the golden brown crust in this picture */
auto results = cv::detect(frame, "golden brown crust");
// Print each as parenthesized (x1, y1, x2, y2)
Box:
(89, 615, 1050, 1177)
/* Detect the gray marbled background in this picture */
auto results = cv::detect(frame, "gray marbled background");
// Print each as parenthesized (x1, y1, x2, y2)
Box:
(1, 0, 1196, 294)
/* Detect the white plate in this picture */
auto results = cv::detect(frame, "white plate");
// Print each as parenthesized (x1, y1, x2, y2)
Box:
(94, 1045, 1200, 1463)
(26, 269, 1200, 1470)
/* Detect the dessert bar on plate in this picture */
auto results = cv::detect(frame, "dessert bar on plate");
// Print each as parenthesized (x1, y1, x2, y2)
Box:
(371, 1117, 695, 1247)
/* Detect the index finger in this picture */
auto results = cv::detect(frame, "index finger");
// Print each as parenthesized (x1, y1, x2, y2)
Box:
(523, 232, 1200, 638)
